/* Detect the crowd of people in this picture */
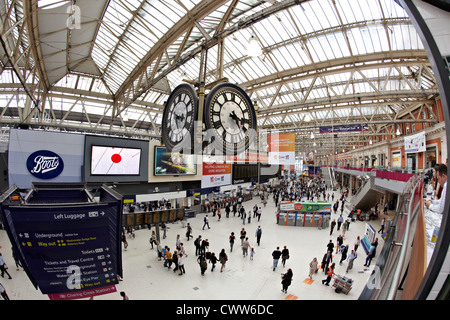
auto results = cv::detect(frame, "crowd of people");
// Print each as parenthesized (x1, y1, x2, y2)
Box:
(132, 174, 383, 297)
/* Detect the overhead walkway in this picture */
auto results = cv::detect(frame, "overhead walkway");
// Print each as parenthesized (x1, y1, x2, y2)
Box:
(332, 166, 413, 211)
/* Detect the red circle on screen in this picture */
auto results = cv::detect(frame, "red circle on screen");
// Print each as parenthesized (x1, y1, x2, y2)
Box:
(111, 154, 122, 163)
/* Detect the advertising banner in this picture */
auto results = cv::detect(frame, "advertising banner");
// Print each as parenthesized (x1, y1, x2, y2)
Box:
(268, 133, 295, 165)
(404, 131, 426, 154)
(8, 129, 85, 189)
(201, 162, 232, 188)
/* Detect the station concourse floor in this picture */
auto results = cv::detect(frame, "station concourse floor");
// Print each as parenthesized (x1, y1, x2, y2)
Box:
(0, 189, 387, 301)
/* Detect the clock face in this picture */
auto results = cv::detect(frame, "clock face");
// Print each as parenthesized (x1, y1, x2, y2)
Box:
(204, 83, 257, 155)
(161, 84, 198, 151)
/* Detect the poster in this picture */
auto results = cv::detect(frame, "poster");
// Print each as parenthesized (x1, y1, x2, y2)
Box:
(404, 131, 426, 153)
(268, 133, 295, 165)
(201, 162, 232, 188)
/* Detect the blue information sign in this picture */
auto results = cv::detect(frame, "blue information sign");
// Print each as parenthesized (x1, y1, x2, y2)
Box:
(0, 185, 123, 297)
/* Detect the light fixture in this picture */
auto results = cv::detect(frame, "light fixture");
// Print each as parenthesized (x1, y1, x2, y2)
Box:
(304, 113, 311, 122)
(353, 145, 355, 149)
(396, 128, 401, 136)
(247, 35, 262, 57)
(310, 132, 314, 139)
(369, 139, 373, 145)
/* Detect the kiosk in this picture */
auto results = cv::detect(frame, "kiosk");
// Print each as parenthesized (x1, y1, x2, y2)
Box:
(277, 201, 331, 228)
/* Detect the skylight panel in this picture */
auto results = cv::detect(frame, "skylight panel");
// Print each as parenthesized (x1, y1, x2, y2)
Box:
(306, 37, 329, 62)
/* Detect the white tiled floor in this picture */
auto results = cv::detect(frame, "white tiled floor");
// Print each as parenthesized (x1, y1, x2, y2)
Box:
(0, 189, 386, 300)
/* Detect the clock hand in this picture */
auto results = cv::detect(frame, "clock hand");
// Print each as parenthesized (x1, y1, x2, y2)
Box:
(229, 110, 241, 127)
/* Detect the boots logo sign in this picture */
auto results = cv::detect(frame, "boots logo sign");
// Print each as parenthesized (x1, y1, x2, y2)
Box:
(26, 150, 64, 179)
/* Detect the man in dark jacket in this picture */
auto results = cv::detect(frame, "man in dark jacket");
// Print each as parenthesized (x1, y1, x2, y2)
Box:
(272, 247, 282, 271)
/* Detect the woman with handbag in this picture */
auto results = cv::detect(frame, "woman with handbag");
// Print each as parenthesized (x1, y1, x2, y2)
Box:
(281, 268, 293, 293)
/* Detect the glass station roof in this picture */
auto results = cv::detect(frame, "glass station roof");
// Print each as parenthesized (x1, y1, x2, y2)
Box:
(0, 0, 439, 156)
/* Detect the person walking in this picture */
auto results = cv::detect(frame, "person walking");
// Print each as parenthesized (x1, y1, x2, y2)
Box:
(272, 246, 282, 271)
(281, 246, 290, 267)
(250, 247, 255, 260)
(342, 219, 349, 236)
(209, 252, 218, 271)
(364, 244, 376, 267)
(186, 223, 193, 241)
(322, 262, 335, 286)
(354, 236, 361, 252)
(161, 222, 167, 239)
(120, 291, 129, 300)
(202, 215, 210, 230)
(11, 247, 22, 271)
(175, 234, 181, 251)
(337, 214, 343, 230)
(229, 232, 236, 252)
(178, 253, 186, 275)
(149, 230, 156, 249)
(242, 237, 251, 257)
(155, 241, 163, 260)
(255, 226, 262, 246)
(197, 254, 208, 275)
(240, 228, 246, 246)
(336, 235, 343, 254)
(219, 249, 228, 272)
(309, 258, 318, 279)
(257, 207, 262, 221)
(201, 238, 209, 256)
(346, 250, 357, 273)
(339, 245, 349, 265)
(330, 219, 336, 235)
(281, 268, 293, 294)
(378, 218, 386, 234)
(194, 235, 202, 256)
(318, 214, 323, 230)
(172, 251, 179, 274)
(0, 282, 10, 300)
(326, 240, 334, 254)
(321, 250, 333, 273)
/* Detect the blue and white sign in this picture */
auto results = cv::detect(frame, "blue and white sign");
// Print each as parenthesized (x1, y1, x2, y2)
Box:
(26, 150, 64, 179)
(8, 129, 85, 188)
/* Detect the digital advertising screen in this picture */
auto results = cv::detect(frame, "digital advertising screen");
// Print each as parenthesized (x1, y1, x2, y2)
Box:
(154, 146, 196, 176)
(91, 145, 141, 175)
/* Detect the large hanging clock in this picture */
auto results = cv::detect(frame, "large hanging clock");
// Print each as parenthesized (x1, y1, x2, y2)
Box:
(161, 83, 198, 151)
(204, 83, 257, 155)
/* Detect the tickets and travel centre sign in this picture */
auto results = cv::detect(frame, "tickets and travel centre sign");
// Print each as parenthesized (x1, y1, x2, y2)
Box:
(0, 185, 123, 299)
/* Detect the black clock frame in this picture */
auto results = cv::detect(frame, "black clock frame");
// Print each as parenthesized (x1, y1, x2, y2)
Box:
(161, 83, 198, 151)
(203, 83, 257, 155)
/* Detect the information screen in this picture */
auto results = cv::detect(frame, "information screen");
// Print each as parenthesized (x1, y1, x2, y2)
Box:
(91, 145, 141, 175)
(5, 203, 121, 295)
(154, 146, 196, 176)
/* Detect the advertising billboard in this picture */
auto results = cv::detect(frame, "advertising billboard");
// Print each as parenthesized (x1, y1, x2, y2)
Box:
(268, 133, 295, 165)
(154, 146, 197, 176)
(201, 162, 232, 188)
(8, 129, 84, 189)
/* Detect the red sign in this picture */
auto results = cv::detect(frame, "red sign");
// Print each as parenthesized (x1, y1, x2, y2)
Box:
(294, 203, 303, 211)
(48, 285, 117, 300)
